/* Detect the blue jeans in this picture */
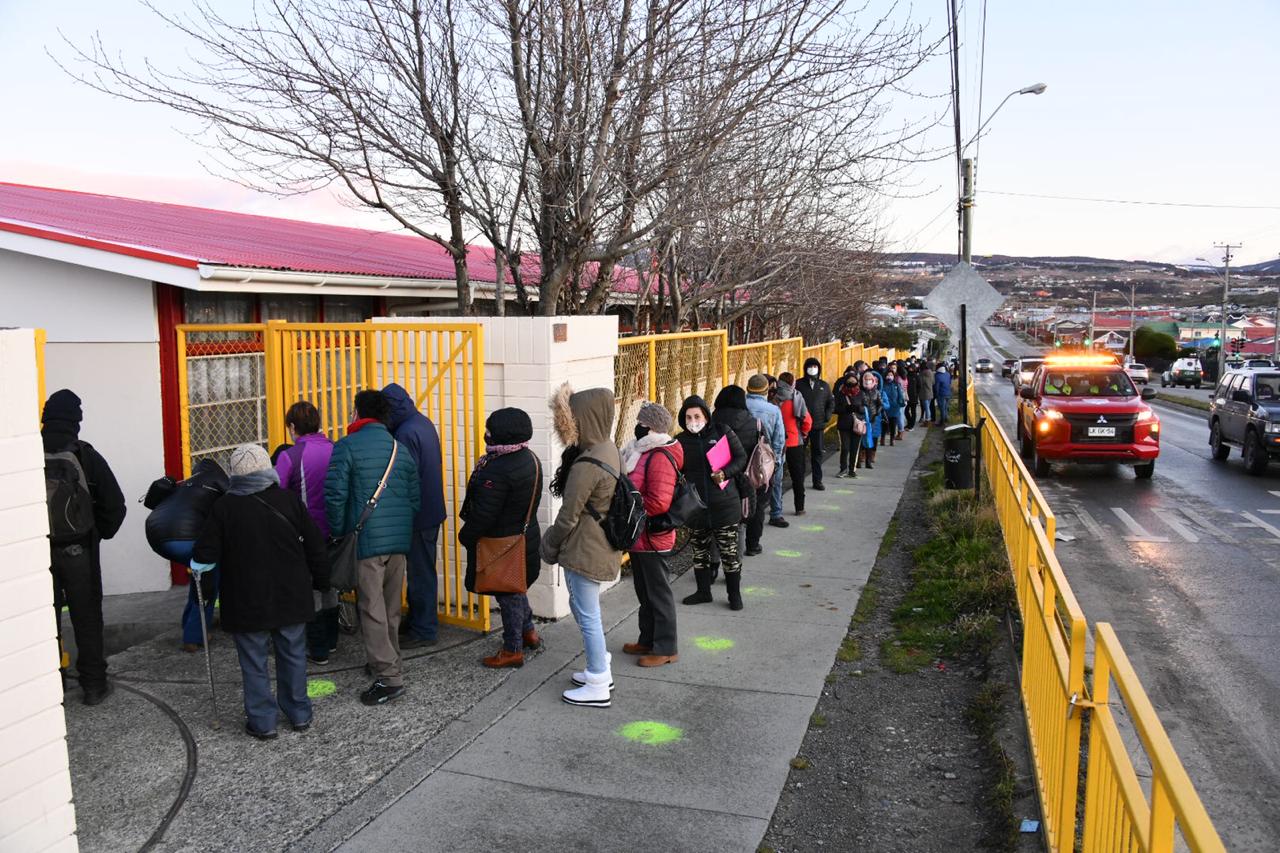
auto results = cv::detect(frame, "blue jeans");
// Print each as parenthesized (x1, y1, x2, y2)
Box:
(182, 568, 218, 645)
(565, 569, 608, 675)
(920, 399, 933, 422)
(404, 525, 440, 640)
(937, 396, 951, 423)
(769, 464, 784, 520)
(232, 623, 311, 734)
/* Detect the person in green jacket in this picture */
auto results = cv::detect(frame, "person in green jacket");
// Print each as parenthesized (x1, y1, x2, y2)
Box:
(325, 390, 420, 707)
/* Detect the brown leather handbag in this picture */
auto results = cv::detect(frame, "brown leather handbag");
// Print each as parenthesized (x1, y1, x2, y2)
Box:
(474, 453, 540, 595)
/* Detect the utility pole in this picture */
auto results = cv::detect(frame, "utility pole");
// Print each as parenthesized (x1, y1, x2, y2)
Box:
(1089, 290, 1097, 349)
(1216, 242, 1241, 378)
(1128, 282, 1136, 360)
(958, 157, 975, 425)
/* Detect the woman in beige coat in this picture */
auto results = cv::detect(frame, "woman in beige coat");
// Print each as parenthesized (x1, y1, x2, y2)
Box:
(540, 384, 624, 708)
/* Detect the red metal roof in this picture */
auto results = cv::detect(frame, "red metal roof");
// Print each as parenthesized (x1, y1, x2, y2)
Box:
(0, 182, 533, 282)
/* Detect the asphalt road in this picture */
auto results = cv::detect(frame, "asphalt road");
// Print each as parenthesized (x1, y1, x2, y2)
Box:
(973, 325, 1280, 849)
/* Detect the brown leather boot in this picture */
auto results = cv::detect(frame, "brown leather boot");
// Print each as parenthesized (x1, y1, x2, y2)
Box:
(523, 629, 542, 650)
(623, 642, 652, 655)
(637, 654, 679, 667)
(482, 648, 525, 668)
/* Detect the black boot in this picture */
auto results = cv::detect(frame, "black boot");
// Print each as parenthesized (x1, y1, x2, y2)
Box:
(725, 572, 743, 611)
(682, 569, 713, 605)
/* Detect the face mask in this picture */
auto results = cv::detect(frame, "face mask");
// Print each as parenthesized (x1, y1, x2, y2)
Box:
(806, 367, 819, 377)
(863, 381, 876, 391)
(634, 424, 650, 440)
(685, 418, 706, 434)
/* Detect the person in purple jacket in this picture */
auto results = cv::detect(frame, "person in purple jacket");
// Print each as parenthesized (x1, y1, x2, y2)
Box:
(275, 401, 338, 664)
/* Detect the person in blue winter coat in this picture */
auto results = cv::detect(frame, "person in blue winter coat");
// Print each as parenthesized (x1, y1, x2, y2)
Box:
(882, 364, 905, 446)
(326, 389, 420, 707)
(854, 369, 885, 470)
(933, 364, 954, 424)
(382, 383, 448, 648)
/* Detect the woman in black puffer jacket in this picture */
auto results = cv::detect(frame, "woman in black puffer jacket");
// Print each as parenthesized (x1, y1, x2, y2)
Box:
(677, 395, 747, 610)
(712, 385, 762, 565)
(460, 408, 543, 669)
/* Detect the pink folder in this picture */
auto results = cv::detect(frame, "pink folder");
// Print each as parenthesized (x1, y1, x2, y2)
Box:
(706, 435, 732, 490)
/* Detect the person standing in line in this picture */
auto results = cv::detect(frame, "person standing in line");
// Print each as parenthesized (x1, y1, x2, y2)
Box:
(712, 385, 761, 564)
(775, 373, 813, 516)
(459, 408, 543, 669)
(761, 374, 788, 528)
(795, 358, 834, 492)
(934, 362, 954, 424)
(905, 363, 921, 430)
(854, 369, 885, 470)
(918, 360, 936, 425)
(192, 443, 328, 739)
(274, 401, 338, 665)
(382, 383, 448, 650)
(883, 364, 906, 445)
(542, 385, 624, 708)
(676, 396, 748, 609)
(42, 390, 126, 706)
(745, 374, 786, 541)
(834, 374, 861, 478)
(619, 402, 683, 665)
(326, 390, 420, 707)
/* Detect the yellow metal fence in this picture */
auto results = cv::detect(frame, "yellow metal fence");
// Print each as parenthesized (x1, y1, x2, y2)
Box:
(34, 328, 46, 424)
(976, 399, 1224, 852)
(176, 321, 488, 632)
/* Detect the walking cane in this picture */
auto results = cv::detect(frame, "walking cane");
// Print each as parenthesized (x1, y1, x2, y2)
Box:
(190, 568, 221, 730)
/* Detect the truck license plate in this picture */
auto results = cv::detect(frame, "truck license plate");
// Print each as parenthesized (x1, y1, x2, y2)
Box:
(1087, 426, 1116, 438)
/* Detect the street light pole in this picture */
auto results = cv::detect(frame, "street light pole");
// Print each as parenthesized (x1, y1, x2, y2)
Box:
(1129, 282, 1136, 360)
(1216, 242, 1241, 377)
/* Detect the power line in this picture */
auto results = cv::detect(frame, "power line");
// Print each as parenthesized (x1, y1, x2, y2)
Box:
(974, 0, 989, 164)
(982, 190, 1280, 211)
(947, 0, 963, 258)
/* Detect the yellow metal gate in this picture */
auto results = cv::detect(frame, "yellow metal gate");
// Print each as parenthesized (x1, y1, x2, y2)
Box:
(176, 321, 489, 631)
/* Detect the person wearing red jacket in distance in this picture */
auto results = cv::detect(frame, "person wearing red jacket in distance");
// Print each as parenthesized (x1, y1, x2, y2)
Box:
(620, 401, 684, 668)
(775, 372, 814, 516)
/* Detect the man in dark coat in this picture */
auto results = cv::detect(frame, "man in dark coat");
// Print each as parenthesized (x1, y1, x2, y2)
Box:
(382, 383, 448, 648)
(795, 358, 835, 491)
(193, 443, 328, 739)
(41, 389, 126, 706)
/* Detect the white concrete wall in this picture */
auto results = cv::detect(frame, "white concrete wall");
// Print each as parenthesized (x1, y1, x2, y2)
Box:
(0, 329, 79, 852)
(0, 249, 170, 594)
(473, 317, 619, 618)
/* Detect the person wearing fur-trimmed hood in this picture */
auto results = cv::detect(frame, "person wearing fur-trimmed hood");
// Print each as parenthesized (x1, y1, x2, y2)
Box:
(541, 384, 623, 708)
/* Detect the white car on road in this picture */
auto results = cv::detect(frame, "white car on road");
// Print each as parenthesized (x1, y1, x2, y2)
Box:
(1124, 363, 1150, 384)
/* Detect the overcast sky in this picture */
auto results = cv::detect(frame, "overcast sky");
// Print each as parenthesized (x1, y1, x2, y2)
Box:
(2, 0, 1277, 266)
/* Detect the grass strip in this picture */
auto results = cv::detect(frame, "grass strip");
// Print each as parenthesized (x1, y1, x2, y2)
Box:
(967, 682, 1019, 850)
(1156, 391, 1211, 412)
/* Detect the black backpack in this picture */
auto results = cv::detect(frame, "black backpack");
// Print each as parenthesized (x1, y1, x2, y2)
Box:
(575, 456, 646, 551)
(45, 444, 96, 545)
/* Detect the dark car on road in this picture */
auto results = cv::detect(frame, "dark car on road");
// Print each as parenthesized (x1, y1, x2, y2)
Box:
(1016, 355, 1160, 478)
(1208, 369, 1280, 474)
(1001, 358, 1017, 378)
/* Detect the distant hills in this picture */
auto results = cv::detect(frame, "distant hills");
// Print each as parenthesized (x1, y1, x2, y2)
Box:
(884, 252, 1278, 276)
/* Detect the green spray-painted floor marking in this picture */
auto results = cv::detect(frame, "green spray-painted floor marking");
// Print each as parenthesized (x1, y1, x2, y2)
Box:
(742, 586, 776, 597)
(693, 636, 735, 651)
(817, 504, 841, 512)
(775, 549, 804, 558)
(833, 489, 855, 495)
(799, 524, 825, 532)
(617, 721, 685, 746)
(307, 679, 338, 699)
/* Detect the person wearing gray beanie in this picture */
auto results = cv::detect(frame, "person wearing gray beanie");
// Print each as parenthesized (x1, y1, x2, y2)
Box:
(192, 443, 329, 739)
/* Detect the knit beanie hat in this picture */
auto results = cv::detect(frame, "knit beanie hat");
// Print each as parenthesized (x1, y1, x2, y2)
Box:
(42, 389, 83, 428)
(487, 407, 534, 445)
(636, 401, 672, 434)
(227, 443, 272, 476)
(747, 374, 769, 394)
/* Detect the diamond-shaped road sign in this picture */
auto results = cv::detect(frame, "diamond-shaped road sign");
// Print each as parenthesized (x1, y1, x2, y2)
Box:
(923, 262, 1005, 335)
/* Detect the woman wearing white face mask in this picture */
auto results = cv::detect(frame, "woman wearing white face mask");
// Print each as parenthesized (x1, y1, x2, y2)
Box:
(675, 396, 748, 609)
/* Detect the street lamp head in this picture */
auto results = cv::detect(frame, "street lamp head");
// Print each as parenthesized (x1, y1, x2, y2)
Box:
(1019, 83, 1048, 95)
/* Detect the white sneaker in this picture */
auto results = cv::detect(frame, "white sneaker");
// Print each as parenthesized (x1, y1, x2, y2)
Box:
(571, 653, 613, 689)
(563, 669, 613, 707)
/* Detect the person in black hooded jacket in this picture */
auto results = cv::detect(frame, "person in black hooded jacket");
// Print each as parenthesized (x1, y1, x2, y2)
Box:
(459, 408, 543, 669)
(796, 358, 835, 490)
(712, 385, 762, 561)
(41, 389, 126, 706)
(676, 395, 748, 609)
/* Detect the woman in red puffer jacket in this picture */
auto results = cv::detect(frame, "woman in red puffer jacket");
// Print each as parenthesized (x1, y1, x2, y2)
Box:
(621, 401, 685, 669)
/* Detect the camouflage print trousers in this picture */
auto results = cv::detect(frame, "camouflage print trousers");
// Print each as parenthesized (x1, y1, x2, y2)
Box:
(690, 524, 742, 576)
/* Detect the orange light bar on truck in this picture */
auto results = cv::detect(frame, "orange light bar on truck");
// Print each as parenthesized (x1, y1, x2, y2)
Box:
(1043, 354, 1122, 367)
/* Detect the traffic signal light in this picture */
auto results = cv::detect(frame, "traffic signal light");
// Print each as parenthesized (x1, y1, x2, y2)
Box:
(1212, 337, 1221, 347)
(1054, 339, 1062, 348)
(1083, 337, 1092, 348)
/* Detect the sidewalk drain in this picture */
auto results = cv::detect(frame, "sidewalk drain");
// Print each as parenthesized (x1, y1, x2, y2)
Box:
(616, 721, 684, 746)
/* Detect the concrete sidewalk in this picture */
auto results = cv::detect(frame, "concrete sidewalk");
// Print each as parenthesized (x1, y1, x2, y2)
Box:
(304, 429, 925, 853)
